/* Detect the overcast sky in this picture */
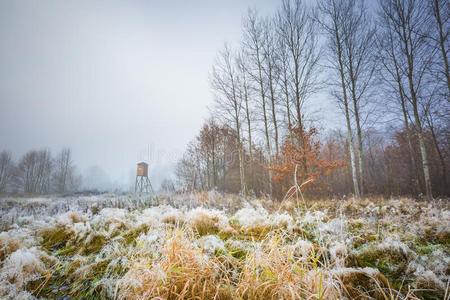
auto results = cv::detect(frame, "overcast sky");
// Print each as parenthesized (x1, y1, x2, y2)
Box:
(0, 0, 339, 190)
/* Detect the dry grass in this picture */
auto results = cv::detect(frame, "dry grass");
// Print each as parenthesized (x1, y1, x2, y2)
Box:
(0, 193, 448, 299)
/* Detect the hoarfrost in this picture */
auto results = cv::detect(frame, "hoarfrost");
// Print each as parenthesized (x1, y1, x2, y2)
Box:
(197, 235, 225, 254)
(233, 203, 268, 229)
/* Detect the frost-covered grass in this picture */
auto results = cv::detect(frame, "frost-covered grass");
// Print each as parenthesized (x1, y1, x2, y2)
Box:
(0, 193, 449, 299)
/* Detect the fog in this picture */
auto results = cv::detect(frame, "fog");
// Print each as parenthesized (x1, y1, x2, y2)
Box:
(0, 0, 284, 190)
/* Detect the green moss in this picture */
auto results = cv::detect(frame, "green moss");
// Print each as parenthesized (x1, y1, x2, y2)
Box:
(49, 232, 107, 256)
(229, 218, 274, 241)
(68, 259, 111, 299)
(214, 247, 228, 257)
(228, 218, 240, 229)
(352, 245, 411, 289)
(26, 260, 65, 298)
(291, 224, 318, 242)
(80, 234, 107, 255)
(27, 271, 65, 298)
(260, 266, 277, 283)
(415, 228, 450, 255)
(107, 258, 129, 276)
(32, 255, 124, 299)
(55, 245, 77, 256)
(191, 217, 220, 236)
(419, 227, 450, 247)
(41, 227, 73, 251)
(415, 243, 441, 256)
(225, 242, 248, 260)
(352, 232, 378, 249)
(217, 230, 234, 240)
(336, 269, 391, 299)
(243, 225, 272, 240)
(122, 224, 150, 245)
(348, 220, 364, 232)
(435, 231, 450, 246)
(413, 276, 446, 300)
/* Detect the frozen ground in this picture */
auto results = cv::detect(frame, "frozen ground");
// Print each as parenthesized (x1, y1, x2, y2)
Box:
(0, 193, 448, 299)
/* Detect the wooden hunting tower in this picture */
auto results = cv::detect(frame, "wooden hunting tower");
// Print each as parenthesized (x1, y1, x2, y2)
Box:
(135, 162, 154, 194)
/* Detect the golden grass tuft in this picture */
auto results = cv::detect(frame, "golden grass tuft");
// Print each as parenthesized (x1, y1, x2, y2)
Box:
(117, 229, 232, 300)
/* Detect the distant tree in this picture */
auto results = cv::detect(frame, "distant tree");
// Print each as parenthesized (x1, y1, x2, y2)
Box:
(211, 45, 246, 194)
(81, 165, 111, 192)
(320, 130, 350, 195)
(0, 151, 14, 193)
(53, 147, 77, 193)
(176, 121, 242, 193)
(198, 120, 222, 189)
(176, 141, 201, 191)
(160, 178, 176, 194)
(16, 149, 52, 194)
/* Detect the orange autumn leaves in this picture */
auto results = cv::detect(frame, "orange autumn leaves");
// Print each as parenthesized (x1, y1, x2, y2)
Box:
(270, 126, 345, 193)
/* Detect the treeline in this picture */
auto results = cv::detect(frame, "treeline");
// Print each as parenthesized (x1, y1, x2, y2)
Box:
(0, 148, 79, 195)
(176, 0, 449, 200)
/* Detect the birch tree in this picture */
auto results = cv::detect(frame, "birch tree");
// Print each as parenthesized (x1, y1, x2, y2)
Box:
(262, 17, 281, 157)
(341, 0, 377, 196)
(429, 0, 450, 96)
(278, 37, 294, 134)
(319, 0, 361, 198)
(236, 53, 253, 162)
(242, 10, 272, 195)
(377, 26, 421, 193)
(276, 0, 322, 176)
(379, 0, 434, 200)
(211, 45, 246, 194)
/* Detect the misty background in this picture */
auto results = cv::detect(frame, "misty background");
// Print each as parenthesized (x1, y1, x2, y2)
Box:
(0, 0, 336, 191)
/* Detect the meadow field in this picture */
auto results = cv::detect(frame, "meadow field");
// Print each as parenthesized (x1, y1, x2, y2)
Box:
(0, 193, 448, 300)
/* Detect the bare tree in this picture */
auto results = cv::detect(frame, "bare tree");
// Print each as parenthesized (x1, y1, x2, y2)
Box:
(377, 19, 421, 194)
(160, 178, 176, 194)
(236, 52, 254, 161)
(0, 151, 14, 193)
(340, 1, 377, 196)
(262, 17, 281, 157)
(211, 45, 246, 194)
(276, 0, 322, 176)
(242, 10, 272, 195)
(176, 123, 242, 193)
(319, 0, 361, 198)
(176, 142, 201, 191)
(379, 0, 434, 200)
(424, 107, 448, 188)
(278, 37, 294, 134)
(429, 0, 450, 96)
(17, 149, 52, 194)
(53, 147, 77, 193)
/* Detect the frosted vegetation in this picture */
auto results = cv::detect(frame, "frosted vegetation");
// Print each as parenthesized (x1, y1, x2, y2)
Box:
(0, 193, 449, 299)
